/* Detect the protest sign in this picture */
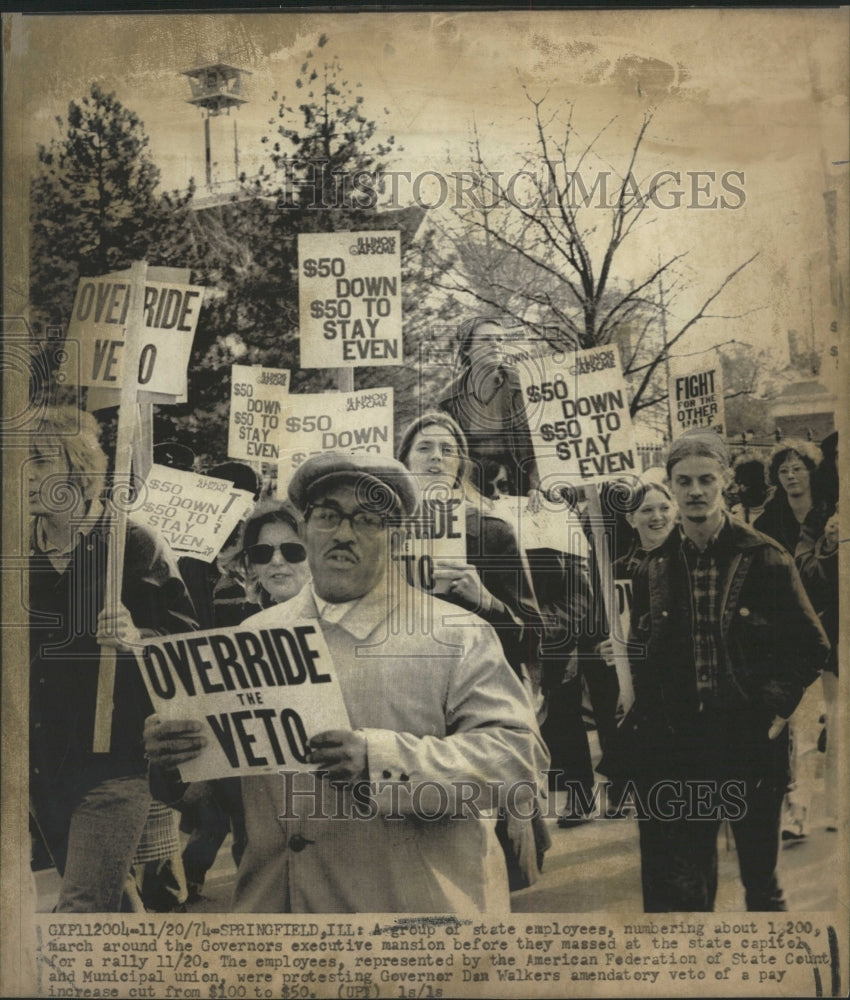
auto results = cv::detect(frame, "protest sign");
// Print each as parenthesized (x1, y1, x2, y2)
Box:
(60, 270, 204, 395)
(613, 577, 633, 641)
(136, 623, 351, 781)
(521, 344, 639, 489)
(298, 231, 402, 368)
(228, 364, 290, 462)
(511, 501, 590, 559)
(131, 463, 255, 562)
(611, 577, 636, 711)
(520, 343, 638, 710)
(668, 354, 726, 437)
(391, 493, 467, 596)
(278, 387, 394, 477)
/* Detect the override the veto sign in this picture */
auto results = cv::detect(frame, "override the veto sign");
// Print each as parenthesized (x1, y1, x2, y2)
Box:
(391, 496, 466, 596)
(63, 273, 204, 394)
(136, 623, 351, 781)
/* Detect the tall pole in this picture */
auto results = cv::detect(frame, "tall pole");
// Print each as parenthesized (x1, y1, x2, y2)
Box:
(93, 259, 147, 752)
(204, 115, 212, 187)
(658, 256, 672, 442)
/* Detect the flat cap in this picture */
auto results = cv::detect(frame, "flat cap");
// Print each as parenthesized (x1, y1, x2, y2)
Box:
(209, 461, 262, 499)
(288, 452, 419, 517)
(153, 440, 196, 471)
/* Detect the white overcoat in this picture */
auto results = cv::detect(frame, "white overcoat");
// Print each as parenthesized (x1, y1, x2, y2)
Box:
(232, 580, 549, 913)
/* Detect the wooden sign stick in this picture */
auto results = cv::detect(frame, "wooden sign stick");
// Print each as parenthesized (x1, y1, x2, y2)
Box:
(585, 484, 635, 713)
(92, 259, 147, 753)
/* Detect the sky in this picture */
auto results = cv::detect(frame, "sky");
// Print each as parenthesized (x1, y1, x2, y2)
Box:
(5, 8, 848, 391)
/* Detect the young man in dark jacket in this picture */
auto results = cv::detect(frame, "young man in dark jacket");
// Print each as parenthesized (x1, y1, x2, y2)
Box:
(626, 432, 829, 912)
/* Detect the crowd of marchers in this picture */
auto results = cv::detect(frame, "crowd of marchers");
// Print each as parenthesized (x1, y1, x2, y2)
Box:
(29, 317, 836, 914)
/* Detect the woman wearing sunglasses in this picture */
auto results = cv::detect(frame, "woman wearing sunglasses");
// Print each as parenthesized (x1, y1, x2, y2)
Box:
(241, 501, 312, 609)
(179, 500, 312, 905)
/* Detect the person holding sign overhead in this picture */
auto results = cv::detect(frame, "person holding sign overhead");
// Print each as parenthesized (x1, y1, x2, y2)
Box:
(438, 316, 543, 512)
(28, 406, 197, 911)
(145, 452, 547, 912)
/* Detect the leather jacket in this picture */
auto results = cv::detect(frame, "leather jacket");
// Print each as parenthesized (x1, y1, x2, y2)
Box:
(629, 516, 829, 731)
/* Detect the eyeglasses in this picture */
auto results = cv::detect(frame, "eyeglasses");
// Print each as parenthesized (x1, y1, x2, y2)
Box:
(305, 503, 386, 535)
(245, 542, 307, 565)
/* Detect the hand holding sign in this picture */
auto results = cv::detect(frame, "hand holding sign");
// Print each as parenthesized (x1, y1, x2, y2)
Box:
(526, 488, 546, 514)
(136, 622, 351, 781)
(96, 602, 143, 653)
(432, 560, 494, 615)
(307, 729, 367, 783)
(596, 638, 616, 668)
(144, 714, 208, 771)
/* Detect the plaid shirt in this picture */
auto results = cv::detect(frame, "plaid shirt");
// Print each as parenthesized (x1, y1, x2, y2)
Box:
(680, 517, 729, 707)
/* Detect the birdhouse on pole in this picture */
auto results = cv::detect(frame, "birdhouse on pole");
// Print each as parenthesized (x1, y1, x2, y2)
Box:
(180, 62, 251, 187)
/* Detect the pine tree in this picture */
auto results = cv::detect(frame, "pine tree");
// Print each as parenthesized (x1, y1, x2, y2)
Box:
(30, 82, 195, 334)
(162, 39, 430, 462)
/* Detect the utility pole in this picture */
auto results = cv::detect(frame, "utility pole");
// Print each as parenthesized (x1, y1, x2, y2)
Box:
(658, 255, 672, 441)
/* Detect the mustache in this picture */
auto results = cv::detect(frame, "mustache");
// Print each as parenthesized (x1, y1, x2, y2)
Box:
(327, 542, 357, 557)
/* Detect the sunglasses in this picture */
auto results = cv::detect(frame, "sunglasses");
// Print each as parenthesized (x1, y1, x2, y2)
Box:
(245, 542, 307, 565)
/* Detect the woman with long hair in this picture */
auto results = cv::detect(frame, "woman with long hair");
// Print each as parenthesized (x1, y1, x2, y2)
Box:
(437, 316, 543, 511)
(754, 439, 832, 553)
(397, 411, 537, 674)
(754, 439, 835, 841)
(397, 411, 548, 888)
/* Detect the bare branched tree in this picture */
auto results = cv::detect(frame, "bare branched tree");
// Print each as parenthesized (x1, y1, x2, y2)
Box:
(419, 95, 758, 421)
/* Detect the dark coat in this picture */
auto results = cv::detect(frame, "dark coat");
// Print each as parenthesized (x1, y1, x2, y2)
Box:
(796, 533, 839, 675)
(623, 517, 829, 782)
(30, 515, 197, 811)
(438, 368, 539, 497)
(630, 517, 828, 723)
(753, 494, 832, 557)
(438, 504, 539, 673)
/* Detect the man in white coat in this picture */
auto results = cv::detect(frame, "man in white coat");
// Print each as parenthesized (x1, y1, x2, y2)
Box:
(146, 452, 548, 912)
